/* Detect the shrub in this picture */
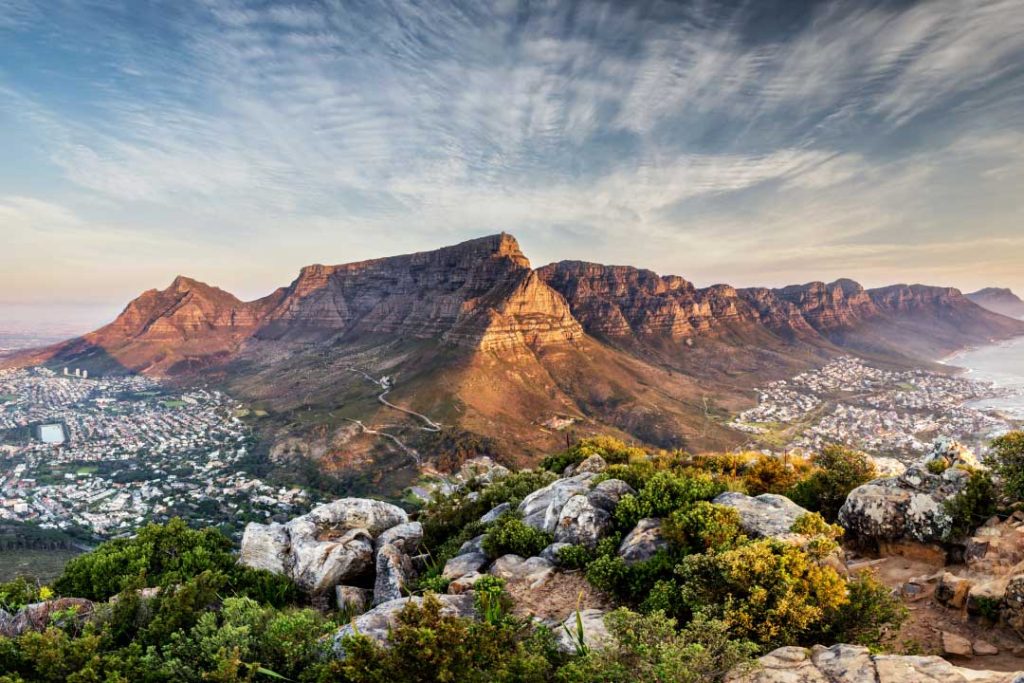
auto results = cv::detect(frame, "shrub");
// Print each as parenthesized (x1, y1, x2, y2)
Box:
(744, 455, 803, 496)
(943, 469, 997, 541)
(614, 471, 725, 530)
(337, 593, 556, 683)
(473, 576, 512, 626)
(987, 431, 1024, 502)
(541, 436, 646, 474)
(788, 445, 876, 522)
(0, 577, 43, 612)
(555, 544, 593, 570)
(53, 518, 299, 606)
(817, 572, 907, 648)
(676, 539, 849, 648)
(554, 609, 757, 683)
(662, 502, 745, 554)
(482, 514, 553, 559)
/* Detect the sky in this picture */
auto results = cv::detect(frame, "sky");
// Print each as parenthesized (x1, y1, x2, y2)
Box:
(1, 0, 1023, 331)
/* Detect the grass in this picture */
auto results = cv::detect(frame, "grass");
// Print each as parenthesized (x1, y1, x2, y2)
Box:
(76, 466, 98, 475)
(0, 394, 16, 404)
(0, 549, 81, 583)
(162, 399, 187, 408)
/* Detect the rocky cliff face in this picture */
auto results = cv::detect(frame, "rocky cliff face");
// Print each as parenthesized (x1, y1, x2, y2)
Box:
(967, 287, 1024, 319)
(257, 233, 581, 351)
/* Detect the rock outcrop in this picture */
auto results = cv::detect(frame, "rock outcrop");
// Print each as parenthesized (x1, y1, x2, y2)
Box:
(554, 609, 613, 654)
(726, 643, 1024, 683)
(617, 518, 669, 564)
(239, 497, 410, 595)
(518, 472, 597, 534)
(838, 438, 982, 546)
(713, 491, 809, 540)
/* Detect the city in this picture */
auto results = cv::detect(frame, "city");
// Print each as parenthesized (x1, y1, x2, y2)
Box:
(0, 367, 310, 539)
(731, 356, 1020, 458)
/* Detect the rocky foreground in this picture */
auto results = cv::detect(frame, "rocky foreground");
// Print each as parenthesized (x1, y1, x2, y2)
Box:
(216, 437, 1024, 679)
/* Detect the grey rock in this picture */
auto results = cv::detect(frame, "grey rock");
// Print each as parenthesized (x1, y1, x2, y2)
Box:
(373, 543, 414, 606)
(289, 528, 374, 595)
(374, 522, 423, 553)
(587, 479, 635, 512)
(335, 585, 373, 614)
(573, 454, 607, 475)
(489, 554, 556, 588)
(442, 551, 489, 581)
(554, 609, 613, 653)
(456, 534, 486, 557)
(554, 494, 611, 548)
(238, 522, 290, 575)
(726, 643, 1024, 683)
(479, 502, 512, 524)
(519, 472, 596, 533)
(618, 518, 669, 564)
(713, 491, 808, 540)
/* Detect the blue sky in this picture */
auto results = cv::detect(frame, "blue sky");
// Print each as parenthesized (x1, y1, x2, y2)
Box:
(2, 0, 1023, 329)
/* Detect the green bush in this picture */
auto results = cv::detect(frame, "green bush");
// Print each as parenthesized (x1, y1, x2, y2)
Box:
(662, 502, 745, 554)
(53, 518, 298, 606)
(541, 437, 646, 474)
(554, 609, 756, 683)
(943, 469, 997, 541)
(743, 455, 803, 496)
(482, 514, 553, 559)
(336, 593, 556, 683)
(987, 431, 1024, 501)
(788, 445, 876, 522)
(554, 544, 593, 570)
(676, 539, 849, 648)
(0, 577, 44, 612)
(816, 572, 907, 648)
(614, 472, 725, 530)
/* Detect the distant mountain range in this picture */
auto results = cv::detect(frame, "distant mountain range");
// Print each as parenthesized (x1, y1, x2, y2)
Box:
(8, 234, 1024, 464)
(966, 287, 1024, 319)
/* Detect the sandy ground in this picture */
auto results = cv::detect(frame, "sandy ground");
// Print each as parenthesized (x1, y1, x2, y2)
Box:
(849, 549, 1024, 672)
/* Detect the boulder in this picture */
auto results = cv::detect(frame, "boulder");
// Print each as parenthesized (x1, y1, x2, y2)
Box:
(331, 594, 476, 657)
(868, 456, 907, 478)
(374, 522, 423, 553)
(457, 457, 510, 486)
(336, 585, 373, 614)
(298, 498, 408, 537)
(289, 528, 374, 595)
(479, 502, 512, 524)
(837, 441, 985, 545)
(373, 543, 415, 606)
(238, 522, 290, 575)
(975, 640, 1000, 656)
(554, 609, 613, 654)
(726, 643, 1024, 683)
(239, 497, 410, 595)
(713, 491, 808, 540)
(448, 572, 485, 594)
(456, 534, 486, 557)
(587, 479, 635, 512)
(519, 472, 597, 533)
(489, 554, 556, 588)
(941, 631, 973, 658)
(618, 518, 669, 565)
(573, 454, 607, 475)
(553, 494, 611, 548)
(442, 551, 489, 581)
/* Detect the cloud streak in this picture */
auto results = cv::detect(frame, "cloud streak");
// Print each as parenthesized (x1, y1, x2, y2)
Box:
(0, 0, 1022, 319)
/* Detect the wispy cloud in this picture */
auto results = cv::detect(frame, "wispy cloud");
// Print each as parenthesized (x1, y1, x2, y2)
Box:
(0, 0, 1022, 313)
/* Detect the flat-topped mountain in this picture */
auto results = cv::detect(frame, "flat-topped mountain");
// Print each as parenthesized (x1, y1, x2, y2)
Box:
(967, 287, 1024, 319)
(9, 233, 1024, 463)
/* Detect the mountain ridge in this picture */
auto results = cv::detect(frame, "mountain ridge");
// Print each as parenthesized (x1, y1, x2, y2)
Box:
(967, 287, 1024, 319)
(7, 233, 1024, 462)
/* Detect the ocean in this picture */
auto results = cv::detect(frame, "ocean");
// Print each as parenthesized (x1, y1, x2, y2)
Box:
(945, 335, 1024, 421)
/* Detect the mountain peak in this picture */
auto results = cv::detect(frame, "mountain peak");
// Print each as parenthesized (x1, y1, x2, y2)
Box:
(967, 287, 1024, 318)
